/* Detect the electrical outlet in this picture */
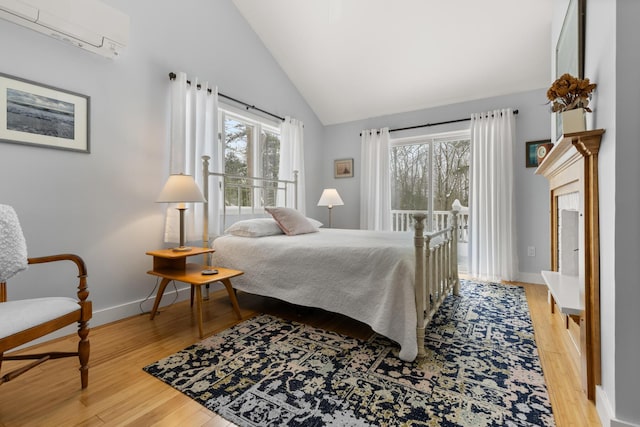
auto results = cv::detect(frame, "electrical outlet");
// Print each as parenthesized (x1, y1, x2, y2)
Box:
(527, 246, 536, 257)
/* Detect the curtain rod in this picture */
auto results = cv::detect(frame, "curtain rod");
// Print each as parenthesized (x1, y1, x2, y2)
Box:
(359, 109, 519, 136)
(168, 72, 285, 122)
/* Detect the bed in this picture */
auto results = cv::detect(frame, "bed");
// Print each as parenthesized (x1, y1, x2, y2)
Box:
(201, 156, 459, 362)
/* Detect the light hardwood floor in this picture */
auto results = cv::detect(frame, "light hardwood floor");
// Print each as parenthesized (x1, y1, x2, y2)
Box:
(0, 281, 600, 426)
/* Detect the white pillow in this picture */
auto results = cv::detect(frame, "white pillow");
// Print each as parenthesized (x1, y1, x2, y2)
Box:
(266, 207, 319, 236)
(224, 218, 284, 237)
(307, 217, 323, 228)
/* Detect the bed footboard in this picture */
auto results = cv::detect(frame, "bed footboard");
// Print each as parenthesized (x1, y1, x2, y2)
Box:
(414, 209, 460, 358)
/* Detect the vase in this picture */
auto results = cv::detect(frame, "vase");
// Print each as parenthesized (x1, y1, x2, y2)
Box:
(561, 109, 586, 134)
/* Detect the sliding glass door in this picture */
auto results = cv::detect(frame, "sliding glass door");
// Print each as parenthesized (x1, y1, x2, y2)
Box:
(390, 130, 470, 270)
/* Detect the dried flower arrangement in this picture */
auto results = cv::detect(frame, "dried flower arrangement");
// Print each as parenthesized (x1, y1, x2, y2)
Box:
(547, 73, 597, 113)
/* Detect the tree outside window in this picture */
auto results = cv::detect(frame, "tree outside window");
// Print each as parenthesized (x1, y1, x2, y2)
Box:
(391, 132, 470, 229)
(222, 110, 280, 208)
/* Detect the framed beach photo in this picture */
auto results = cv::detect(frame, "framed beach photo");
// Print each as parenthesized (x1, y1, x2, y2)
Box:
(0, 73, 90, 153)
(334, 158, 353, 178)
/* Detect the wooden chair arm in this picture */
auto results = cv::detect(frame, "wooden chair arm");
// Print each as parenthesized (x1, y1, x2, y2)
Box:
(26, 254, 89, 303)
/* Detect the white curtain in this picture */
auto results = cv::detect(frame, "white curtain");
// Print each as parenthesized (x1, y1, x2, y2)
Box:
(164, 71, 220, 243)
(278, 116, 305, 213)
(360, 127, 391, 231)
(468, 109, 517, 281)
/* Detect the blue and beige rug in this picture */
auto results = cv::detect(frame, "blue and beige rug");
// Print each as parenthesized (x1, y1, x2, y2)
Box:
(143, 280, 555, 426)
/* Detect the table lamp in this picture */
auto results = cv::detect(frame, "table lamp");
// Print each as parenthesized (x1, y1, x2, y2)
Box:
(157, 173, 206, 251)
(317, 188, 344, 228)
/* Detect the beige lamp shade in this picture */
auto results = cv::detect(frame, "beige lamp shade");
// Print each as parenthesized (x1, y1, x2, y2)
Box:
(317, 188, 344, 208)
(157, 173, 205, 251)
(157, 174, 206, 204)
(317, 188, 343, 228)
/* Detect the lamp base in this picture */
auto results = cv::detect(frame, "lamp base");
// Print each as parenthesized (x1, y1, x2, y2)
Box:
(173, 207, 191, 252)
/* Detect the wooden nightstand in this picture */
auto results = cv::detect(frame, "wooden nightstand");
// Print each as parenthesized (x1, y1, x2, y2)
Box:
(145, 247, 243, 338)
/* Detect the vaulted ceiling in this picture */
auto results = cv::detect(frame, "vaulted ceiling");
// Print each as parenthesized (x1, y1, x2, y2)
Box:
(232, 0, 553, 125)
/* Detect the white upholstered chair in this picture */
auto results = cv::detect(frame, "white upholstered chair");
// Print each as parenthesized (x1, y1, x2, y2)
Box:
(0, 204, 91, 389)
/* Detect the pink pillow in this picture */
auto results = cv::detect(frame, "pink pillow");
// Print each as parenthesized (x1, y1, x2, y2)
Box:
(265, 207, 319, 236)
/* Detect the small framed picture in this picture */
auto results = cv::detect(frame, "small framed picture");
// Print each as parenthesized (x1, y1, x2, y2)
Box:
(525, 140, 553, 168)
(334, 158, 354, 178)
(0, 72, 90, 153)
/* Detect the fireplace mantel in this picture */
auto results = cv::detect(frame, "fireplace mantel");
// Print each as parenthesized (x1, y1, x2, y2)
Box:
(535, 129, 604, 401)
(536, 129, 604, 179)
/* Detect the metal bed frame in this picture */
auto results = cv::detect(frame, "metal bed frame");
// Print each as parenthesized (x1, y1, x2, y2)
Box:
(201, 155, 459, 359)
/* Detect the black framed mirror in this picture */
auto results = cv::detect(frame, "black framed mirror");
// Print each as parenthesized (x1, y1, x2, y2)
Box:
(555, 0, 586, 138)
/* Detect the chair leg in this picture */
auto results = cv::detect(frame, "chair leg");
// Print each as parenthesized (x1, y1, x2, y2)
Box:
(1, 356, 50, 385)
(78, 319, 90, 389)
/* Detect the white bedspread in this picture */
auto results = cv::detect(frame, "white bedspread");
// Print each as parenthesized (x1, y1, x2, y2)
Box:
(211, 228, 419, 361)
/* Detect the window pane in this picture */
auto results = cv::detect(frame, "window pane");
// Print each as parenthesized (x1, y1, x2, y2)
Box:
(431, 139, 470, 211)
(221, 111, 280, 210)
(224, 116, 254, 207)
(259, 129, 280, 207)
(391, 136, 469, 232)
(391, 143, 430, 210)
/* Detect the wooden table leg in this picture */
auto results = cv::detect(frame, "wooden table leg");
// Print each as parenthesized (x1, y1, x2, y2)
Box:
(149, 278, 172, 320)
(221, 278, 242, 320)
(194, 285, 204, 338)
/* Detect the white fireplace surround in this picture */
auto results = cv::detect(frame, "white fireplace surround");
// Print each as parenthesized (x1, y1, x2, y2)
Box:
(535, 129, 604, 401)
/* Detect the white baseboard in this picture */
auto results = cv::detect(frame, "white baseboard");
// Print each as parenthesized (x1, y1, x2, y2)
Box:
(598, 386, 615, 427)
(597, 386, 640, 427)
(91, 284, 192, 326)
(14, 282, 223, 349)
(460, 272, 544, 284)
(517, 271, 544, 284)
(612, 419, 640, 427)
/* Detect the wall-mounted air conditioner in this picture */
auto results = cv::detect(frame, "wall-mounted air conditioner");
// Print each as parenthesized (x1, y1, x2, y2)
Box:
(0, 0, 129, 59)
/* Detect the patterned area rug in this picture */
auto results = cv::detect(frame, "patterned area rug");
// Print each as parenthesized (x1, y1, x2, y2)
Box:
(144, 280, 555, 426)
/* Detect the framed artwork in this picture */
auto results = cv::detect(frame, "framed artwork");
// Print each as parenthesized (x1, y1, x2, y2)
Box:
(555, 0, 585, 140)
(0, 72, 90, 153)
(334, 158, 353, 178)
(526, 139, 553, 168)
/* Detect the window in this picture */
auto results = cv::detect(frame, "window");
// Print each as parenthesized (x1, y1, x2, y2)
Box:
(220, 107, 280, 209)
(390, 130, 470, 231)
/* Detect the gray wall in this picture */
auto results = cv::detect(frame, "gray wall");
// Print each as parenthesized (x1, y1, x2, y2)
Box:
(612, 1, 640, 422)
(553, 0, 640, 425)
(322, 89, 552, 283)
(0, 0, 324, 326)
(585, 0, 640, 425)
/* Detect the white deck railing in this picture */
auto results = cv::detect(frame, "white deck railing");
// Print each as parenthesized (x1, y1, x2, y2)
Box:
(391, 209, 469, 242)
